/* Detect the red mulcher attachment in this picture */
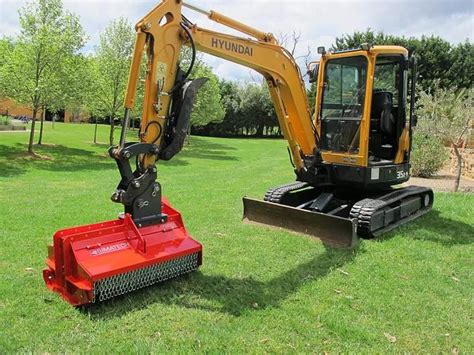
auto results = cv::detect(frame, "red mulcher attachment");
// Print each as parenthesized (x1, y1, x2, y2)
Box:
(43, 198, 202, 306)
(44, 78, 208, 305)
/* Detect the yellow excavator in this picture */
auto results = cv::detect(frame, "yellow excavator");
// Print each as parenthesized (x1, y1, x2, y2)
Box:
(43, 0, 433, 305)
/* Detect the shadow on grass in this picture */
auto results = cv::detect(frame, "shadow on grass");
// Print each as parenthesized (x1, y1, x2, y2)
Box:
(161, 136, 239, 166)
(86, 142, 110, 148)
(82, 207, 474, 319)
(388, 209, 474, 246)
(0, 143, 113, 177)
(84, 244, 361, 318)
(0, 136, 238, 176)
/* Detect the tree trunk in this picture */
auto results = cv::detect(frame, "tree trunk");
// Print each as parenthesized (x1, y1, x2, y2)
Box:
(93, 117, 98, 144)
(37, 106, 46, 145)
(28, 108, 37, 154)
(109, 116, 115, 146)
(185, 125, 191, 145)
(453, 145, 462, 192)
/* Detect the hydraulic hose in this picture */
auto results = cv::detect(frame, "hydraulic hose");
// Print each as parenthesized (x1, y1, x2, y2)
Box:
(170, 22, 196, 94)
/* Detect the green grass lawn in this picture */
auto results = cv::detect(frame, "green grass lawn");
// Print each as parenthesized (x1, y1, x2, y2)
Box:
(0, 122, 473, 352)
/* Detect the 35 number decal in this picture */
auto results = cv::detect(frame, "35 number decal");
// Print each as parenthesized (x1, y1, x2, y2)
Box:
(396, 169, 408, 179)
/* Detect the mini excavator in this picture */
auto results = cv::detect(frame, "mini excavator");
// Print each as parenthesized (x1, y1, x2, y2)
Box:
(43, 0, 433, 305)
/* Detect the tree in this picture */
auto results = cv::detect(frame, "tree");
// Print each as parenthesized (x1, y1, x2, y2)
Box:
(277, 30, 312, 77)
(331, 29, 473, 91)
(89, 18, 134, 146)
(189, 64, 225, 128)
(410, 132, 449, 178)
(416, 84, 473, 191)
(61, 54, 95, 124)
(178, 47, 225, 129)
(217, 79, 242, 136)
(239, 83, 276, 137)
(0, 0, 85, 153)
(0, 37, 12, 59)
(192, 80, 283, 138)
(448, 40, 474, 90)
(0, 37, 14, 99)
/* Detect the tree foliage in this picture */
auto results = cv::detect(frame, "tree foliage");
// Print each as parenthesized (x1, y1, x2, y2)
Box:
(238, 83, 276, 137)
(411, 132, 449, 178)
(217, 79, 243, 135)
(189, 64, 225, 127)
(192, 80, 279, 137)
(332, 29, 473, 91)
(0, 0, 85, 152)
(307, 82, 316, 113)
(59, 54, 94, 121)
(0, 38, 14, 97)
(88, 17, 134, 145)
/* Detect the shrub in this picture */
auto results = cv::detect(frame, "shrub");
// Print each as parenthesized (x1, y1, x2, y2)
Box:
(411, 131, 449, 178)
(0, 115, 11, 126)
(415, 84, 473, 190)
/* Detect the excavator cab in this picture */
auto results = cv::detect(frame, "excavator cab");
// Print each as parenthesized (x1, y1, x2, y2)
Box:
(299, 46, 417, 188)
(310, 48, 413, 168)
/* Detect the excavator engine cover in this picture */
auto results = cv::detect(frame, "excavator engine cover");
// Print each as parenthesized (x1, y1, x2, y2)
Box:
(43, 198, 202, 306)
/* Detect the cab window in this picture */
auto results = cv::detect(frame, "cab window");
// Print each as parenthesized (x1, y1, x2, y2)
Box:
(320, 56, 367, 153)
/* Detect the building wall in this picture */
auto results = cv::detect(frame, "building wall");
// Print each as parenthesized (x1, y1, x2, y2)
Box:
(0, 98, 43, 118)
(0, 97, 90, 122)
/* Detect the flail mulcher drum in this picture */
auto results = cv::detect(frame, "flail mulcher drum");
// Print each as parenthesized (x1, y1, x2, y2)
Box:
(43, 198, 202, 306)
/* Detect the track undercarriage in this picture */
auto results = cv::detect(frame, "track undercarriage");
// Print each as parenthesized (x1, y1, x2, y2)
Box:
(243, 181, 433, 247)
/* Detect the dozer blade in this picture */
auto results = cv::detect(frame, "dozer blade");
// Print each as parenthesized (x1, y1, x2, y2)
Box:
(43, 198, 202, 306)
(242, 197, 357, 248)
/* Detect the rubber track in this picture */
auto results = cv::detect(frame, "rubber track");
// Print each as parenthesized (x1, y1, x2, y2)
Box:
(349, 199, 386, 237)
(263, 181, 309, 203)
(349, 186, 432, 238)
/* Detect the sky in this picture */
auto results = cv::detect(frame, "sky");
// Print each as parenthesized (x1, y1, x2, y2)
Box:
(1, 0, 472, 82)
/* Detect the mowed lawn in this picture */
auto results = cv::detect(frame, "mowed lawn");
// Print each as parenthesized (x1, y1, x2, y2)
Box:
(0, 122, 472, 353)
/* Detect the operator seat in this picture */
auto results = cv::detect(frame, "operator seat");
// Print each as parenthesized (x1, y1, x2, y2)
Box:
(369, 91, 396, 161)
(371, 91, 395, 137)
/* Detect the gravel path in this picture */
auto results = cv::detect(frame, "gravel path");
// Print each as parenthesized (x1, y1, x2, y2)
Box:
(405, 170, 474, 192)
(0, 130, 29, 133)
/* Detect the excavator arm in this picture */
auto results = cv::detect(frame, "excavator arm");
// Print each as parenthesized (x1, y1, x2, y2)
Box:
(119, 0, 316, 172)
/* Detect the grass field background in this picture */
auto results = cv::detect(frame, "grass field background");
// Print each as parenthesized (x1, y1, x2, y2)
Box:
(0, 122, 473, 352)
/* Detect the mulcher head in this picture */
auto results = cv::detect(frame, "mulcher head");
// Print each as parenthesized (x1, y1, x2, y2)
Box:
(43, 198, 202, 306)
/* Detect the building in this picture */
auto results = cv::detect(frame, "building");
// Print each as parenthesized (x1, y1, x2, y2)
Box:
(0, 97, 89, 123)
